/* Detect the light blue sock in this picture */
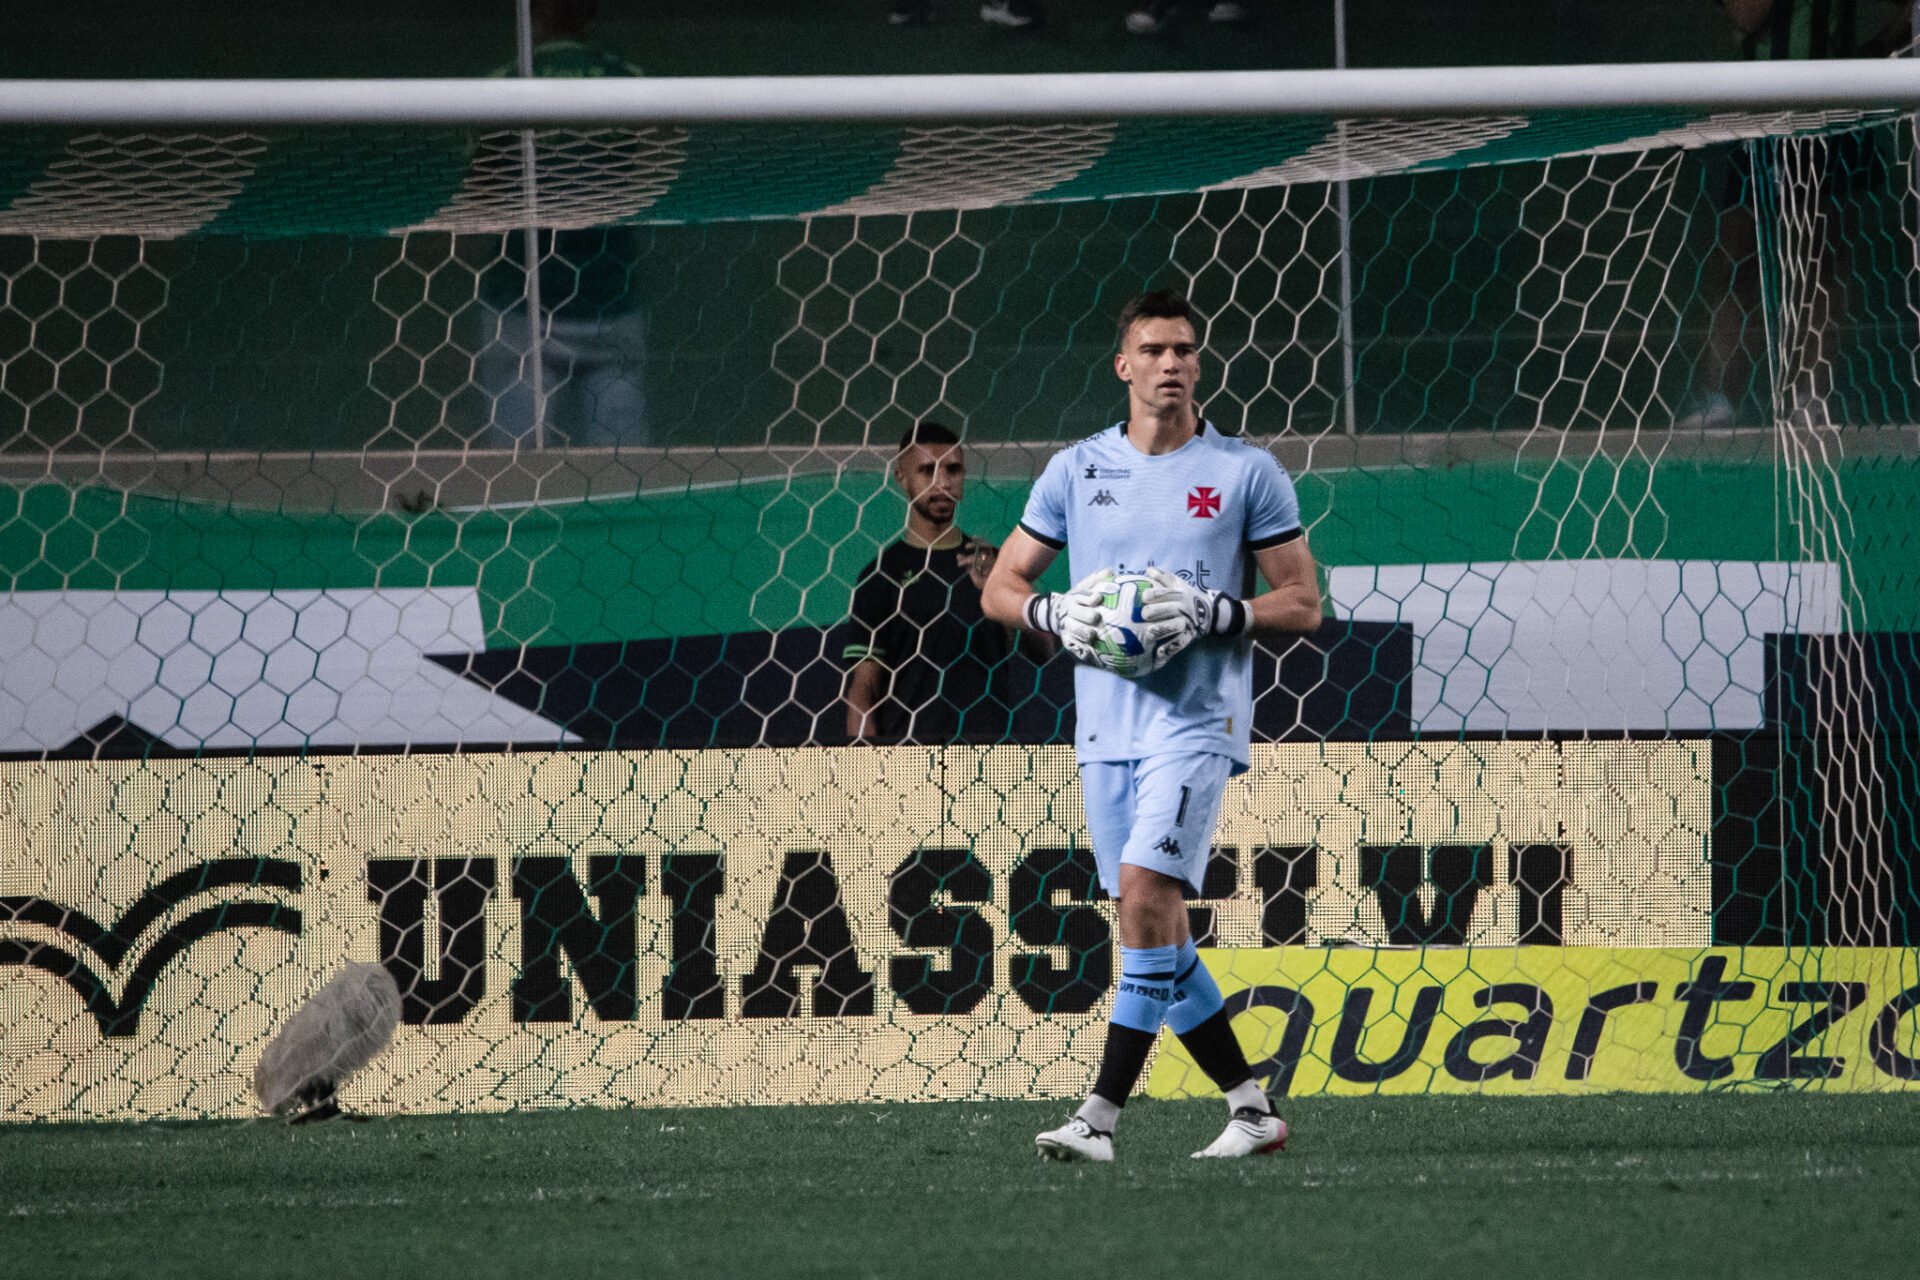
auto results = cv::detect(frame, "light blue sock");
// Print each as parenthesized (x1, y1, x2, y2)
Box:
(1110, 943, 1179, 1033)
(1164, 937, 1226, 1036)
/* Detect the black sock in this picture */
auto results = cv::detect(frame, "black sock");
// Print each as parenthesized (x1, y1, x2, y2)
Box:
(1089, 1022, 1158, 1108)
(1175, 1006, 1260, 1099)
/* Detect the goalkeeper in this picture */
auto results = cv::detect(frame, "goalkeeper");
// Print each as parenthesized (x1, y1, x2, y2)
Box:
(981, 289, 1321, 1161)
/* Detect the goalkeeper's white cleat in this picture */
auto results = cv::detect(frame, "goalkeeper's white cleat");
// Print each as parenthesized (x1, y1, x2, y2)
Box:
(1191, 1107, 1288, 1159)
(1035, 1115, 1115, 1163)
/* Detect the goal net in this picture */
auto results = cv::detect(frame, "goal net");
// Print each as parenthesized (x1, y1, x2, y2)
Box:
(3, 75, 1919, 1120)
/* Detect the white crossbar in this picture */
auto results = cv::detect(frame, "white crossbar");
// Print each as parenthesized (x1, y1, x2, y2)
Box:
(0, 61, 1916, 127)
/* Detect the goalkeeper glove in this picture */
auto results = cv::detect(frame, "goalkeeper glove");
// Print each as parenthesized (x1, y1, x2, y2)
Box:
(1024, 567, 1113, 667)
(1142, 566, 1251, 639)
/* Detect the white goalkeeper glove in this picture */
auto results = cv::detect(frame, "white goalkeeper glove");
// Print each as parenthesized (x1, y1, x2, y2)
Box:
(1023, 567, 1113, 667)
(1141, 566, 1252, 642)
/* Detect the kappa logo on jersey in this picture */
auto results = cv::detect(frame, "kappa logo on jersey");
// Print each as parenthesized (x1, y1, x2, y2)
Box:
(1089, 490, 1118, 507)
(1186, 487, 1222, 518)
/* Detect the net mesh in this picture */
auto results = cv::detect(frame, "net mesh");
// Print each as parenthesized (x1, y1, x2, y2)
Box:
(3, 103, 1919, 1121)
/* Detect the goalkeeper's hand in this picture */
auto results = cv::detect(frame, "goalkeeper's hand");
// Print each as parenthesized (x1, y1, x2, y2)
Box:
(1023, 567, 1113, 667)
(1141, 567, 1252, 641)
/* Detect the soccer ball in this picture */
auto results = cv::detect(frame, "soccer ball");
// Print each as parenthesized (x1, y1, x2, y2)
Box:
(1086, 571, 1193, 679)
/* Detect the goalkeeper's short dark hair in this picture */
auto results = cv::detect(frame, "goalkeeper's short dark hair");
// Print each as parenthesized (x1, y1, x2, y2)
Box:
(1116, 289, 1204, 347)
(897, 420, 962, 455)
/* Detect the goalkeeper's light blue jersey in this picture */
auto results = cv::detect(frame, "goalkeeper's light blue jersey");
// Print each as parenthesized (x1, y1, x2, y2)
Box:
(1019, 420, 1303, 772)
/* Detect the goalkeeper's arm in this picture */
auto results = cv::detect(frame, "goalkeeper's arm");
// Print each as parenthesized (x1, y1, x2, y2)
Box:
(980, 526, 1064, 633)
(982, 530, 1123, 670)
(1245, 536, 1324, 634)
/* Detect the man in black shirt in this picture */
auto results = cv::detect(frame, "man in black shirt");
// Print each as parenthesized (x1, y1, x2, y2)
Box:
(842, 422, 1050, 744)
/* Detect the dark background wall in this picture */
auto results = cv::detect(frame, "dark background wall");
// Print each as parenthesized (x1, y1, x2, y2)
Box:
(3, 1, 1736, 79)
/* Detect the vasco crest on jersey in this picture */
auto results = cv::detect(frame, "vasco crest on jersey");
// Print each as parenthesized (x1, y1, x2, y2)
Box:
(1186, 486, 1223, 518)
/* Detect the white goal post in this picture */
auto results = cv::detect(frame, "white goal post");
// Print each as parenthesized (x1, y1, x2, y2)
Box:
(2, 60, 1919, 127)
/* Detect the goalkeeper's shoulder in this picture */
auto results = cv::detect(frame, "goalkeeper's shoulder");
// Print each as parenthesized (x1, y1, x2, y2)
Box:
(1216, 432, 1303, 520)
(1025, 428, 1121, 520)
(1212, 428, 1293, 470)
(1048, 424, 1125, 463)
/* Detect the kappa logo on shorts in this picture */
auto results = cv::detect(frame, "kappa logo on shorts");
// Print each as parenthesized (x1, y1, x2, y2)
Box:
(1154, 836, 1182, 857)
(1187, 487, 1222, 518)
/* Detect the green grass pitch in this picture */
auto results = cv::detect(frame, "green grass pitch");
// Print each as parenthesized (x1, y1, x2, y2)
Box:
(5, 1095, 1917, 1279)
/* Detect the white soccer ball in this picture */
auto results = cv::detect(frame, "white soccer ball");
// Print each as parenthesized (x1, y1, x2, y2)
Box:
(1087, 571, 1193, 679)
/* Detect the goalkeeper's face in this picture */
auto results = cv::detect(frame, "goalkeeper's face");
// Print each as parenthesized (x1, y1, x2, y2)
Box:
(896, 442, 966, 525)
(1116, 316, 1201, 415)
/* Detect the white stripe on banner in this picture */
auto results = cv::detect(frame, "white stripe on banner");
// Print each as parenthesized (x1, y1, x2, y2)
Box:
(811, 123, 1117, 217)
(1584, 109, 1874, 157)
(1203, 116, 1523, 190)
(0, 133, 264, 239)
(415, 128, 690, 233)
(1329, 559, 1842, 733)
(0, 587, 572, 751)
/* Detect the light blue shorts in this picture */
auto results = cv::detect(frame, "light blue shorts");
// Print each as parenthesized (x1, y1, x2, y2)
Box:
(1079, 753, 1233, 896)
